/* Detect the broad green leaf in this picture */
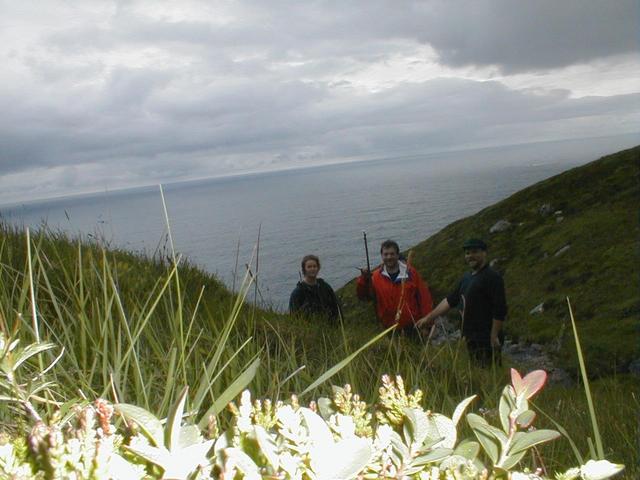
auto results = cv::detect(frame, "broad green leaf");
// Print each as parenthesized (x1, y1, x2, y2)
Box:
(453, 439, 480, 460)
(580, 459, 625, 480)
(165, 386, 189, 452)
(516, 410, 536, 428)
(179, 424, 203, 450)
(411, 447, 453, 467)
(315, 437, 371, 480)
(254, 425, 279, 470)
(424, 413, 457, 449)
(467, 413, 500, 464)
(510, 369, 523, 396)
(301, 325, 394, 396)
(115, 403, 163, 447)
(163, 440, 215, 479)
(331, 385, 346, 396)
(389, 429, 411, 463)
(452, 395, 476, 427)
(213, 430, 230, 464)
(404, 407, 429, 448)
(471, 421, 508, 446)
(508, 429, 561, 455)
(440, 454, 475, 471)
(198, 356, 260, 429)
(498, 386, 513, 433)
(225, 447, 261, 480)
(498, 449, 527, 470)
(316, 397, 335, 420)
(124, 443, 170, 469)
(300, 407, 334, 446)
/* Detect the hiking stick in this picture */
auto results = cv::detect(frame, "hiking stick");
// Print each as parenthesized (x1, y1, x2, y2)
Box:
(363, 231, 371, 273)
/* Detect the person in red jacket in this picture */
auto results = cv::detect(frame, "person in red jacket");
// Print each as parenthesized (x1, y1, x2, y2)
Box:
(357, 239, 433, 334)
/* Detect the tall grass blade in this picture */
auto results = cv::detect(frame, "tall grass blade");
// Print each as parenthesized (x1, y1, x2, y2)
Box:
(159, 184, 188, 390)
(166, 386, 189, 451)
(198, 356, 261, 429)
(531, 401, 584, 464)
(301, 325, 395, 396)
(25, 229, 40, 343)
(192, 246, 256, 414)
(566, 297, 604, 460)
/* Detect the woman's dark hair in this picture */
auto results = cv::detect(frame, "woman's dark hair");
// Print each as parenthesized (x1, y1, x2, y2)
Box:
(301, 254, 320, 274)
(380, 240, 400, 254)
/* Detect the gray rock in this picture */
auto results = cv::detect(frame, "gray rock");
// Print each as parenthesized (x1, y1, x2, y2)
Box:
(530, 303, 545, 315)
(539, 203, 553, 216)
(428, 316, 461, 346)
(556, 216, 564, 223)
(554, 244, 571, 257)
(489, 219, 511, 234)
(502, 340, 573, 385)
(489, 257, 507, 268)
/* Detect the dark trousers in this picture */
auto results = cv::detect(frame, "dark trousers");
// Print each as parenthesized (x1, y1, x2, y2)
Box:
(466, 340, 502, 366)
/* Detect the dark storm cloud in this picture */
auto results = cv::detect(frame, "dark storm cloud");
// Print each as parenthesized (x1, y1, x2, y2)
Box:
(46, 1, 639, 73)
(1, 0, 639, 203)
(2, 72, 637, 179)
(420, 0, 638, 72)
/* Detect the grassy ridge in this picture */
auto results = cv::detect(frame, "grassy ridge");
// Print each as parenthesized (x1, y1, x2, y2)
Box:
(0, 147, 638, 476)
(340, 145, 640, 376)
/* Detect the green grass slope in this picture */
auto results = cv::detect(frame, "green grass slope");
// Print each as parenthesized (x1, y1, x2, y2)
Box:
(1, 167, 639, 474)
(340, 145, 640, 376)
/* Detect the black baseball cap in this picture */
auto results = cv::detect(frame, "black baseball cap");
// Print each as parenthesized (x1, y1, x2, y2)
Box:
(463, 238, 488, 250)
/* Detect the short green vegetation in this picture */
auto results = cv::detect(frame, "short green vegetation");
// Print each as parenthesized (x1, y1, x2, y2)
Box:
(341, 145, 640, 376)
(0, 146, 637, 477)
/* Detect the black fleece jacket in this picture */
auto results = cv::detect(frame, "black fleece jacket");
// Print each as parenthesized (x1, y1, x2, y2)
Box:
(289, 278, 341, 322)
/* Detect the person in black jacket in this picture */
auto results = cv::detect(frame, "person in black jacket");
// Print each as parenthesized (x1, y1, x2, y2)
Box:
(289, 254, 341, 322)
(417, 238, 507, 365)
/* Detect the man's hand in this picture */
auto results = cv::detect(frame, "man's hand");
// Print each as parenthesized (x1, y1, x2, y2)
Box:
(490, 319, 503, 349)
(360, 268, 372, 279)
(416, 314, 433, 329)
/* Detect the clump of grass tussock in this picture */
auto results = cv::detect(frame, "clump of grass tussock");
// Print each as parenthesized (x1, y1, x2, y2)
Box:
(0, 222, 637, 477)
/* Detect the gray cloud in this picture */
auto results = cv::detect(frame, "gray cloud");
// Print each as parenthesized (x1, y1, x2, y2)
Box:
(0, 0, 639, 204)
(44, 1, 639, 73)
(419, 0, 638, 72)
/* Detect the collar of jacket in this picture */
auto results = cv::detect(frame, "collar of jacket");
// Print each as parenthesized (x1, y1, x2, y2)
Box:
(381, 261, 409, 283)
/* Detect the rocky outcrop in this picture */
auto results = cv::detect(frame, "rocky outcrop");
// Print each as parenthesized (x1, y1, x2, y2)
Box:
(426, 316, 572, 385)
(529, 302, 544, 315)
(489, 219, 512, 233)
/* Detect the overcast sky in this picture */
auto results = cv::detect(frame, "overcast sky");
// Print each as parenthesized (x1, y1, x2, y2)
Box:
(1, 0, 638, 205)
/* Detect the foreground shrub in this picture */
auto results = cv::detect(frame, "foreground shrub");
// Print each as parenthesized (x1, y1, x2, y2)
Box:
(0, 334, 624, 480)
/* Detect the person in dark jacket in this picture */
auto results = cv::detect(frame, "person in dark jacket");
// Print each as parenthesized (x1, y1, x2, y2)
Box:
(289, 254, 341, 321)
(417, 238, 507, 365)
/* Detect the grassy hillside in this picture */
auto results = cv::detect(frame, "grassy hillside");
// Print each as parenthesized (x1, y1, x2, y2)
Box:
(1, 148, 639, 476)
(340, 145, 640, 376)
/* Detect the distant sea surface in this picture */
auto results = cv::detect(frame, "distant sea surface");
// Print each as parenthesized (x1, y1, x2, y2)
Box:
(0, 141, 613, 310)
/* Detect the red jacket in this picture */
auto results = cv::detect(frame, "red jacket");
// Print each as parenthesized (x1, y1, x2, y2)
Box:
(356, 262, 433, 329)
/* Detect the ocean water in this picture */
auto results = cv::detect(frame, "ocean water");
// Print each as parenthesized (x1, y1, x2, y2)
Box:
(0, 143, 593, 310)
